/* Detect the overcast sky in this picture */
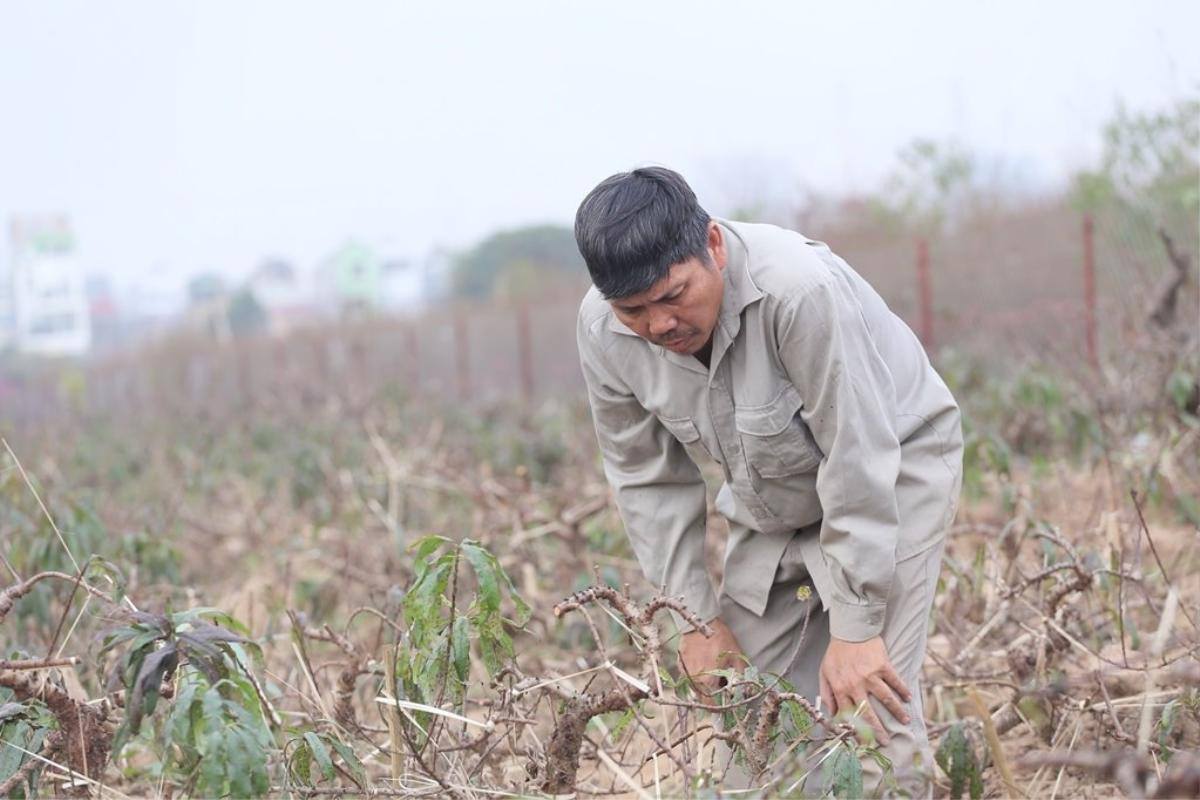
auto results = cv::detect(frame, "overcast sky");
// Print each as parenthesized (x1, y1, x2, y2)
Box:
(1, 1, 1196, 291)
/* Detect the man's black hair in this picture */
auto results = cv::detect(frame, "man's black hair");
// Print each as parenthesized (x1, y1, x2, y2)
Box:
(574, 166, 712, 299)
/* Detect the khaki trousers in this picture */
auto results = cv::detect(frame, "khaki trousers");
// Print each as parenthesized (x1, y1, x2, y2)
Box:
(710, 422, 961, 796)
(718, 534, 947, 797)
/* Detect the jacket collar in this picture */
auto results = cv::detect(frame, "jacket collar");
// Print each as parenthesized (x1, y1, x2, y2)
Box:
(715, 219, 764, 330)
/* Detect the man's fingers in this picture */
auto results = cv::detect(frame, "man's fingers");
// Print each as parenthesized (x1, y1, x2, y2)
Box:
(844, 695, 892, 748)
(844, 695, 892, 753)
(867, 676, 911, 725)
(819, 672, 835, 717)
(879, 664, 912, 703)
(858, 700, 891, 746)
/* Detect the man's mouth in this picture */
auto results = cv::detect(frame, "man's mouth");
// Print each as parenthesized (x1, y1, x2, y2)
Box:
(662, 333, 691, 349)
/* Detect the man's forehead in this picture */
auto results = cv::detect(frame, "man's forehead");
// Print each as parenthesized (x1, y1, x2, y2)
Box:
(611, 267, 682, 308)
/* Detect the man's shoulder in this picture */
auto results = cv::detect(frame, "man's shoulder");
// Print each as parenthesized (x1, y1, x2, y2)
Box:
(724, 220, 838, 302)
(576, 285, 622, 355)
(577, 285, 612, 332)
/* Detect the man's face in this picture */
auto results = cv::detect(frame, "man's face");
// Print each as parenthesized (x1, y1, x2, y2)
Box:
(609, 222, 727, 356)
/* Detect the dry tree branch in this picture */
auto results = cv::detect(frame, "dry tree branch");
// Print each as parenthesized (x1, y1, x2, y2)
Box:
(1131, 489, 1198, 633)
(1149, 227, 1194, 329)
(0, 669, 112, 792)
(1020, 749, 1200, 799)
(539, 587, 707, 795)
(292, 615, 368, 731)
(0, 657, 79, 671)
(0, 572, 115, 625)
(542, 585, 846, 795)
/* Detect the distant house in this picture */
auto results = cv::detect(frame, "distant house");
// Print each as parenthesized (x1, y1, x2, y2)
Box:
(314, 240, 438, 316)
(179, 272, 233, 342)
(116, 269, 186, 343)
(247, 258, 319, 334)
(9, 216, 92, 357)
(316, 241, 383, 314)
(86, 273, 122, 351)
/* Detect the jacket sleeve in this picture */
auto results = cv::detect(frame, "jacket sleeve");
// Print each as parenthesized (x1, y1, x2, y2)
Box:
(577, 316, 719, 625)
(776, 275, 902, 642)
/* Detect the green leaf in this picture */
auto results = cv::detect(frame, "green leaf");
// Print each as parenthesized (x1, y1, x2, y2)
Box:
(1158, 698, 1181, 756)
(201, 684, 225, 729)
(331, 739, 367, 788)
(225, 725, 268, 797)
(86, 556, 129, 605)
(228, 732, 253, 799)
(126, 643, 180, 736)
(290, 737, 313, 786)
(451, 615, 470, 687)
(606, 707, 637, 741)
(461, 542, 500, 613)
(175, 607, 252, 636)
(828, 744, 864, 799)
(494, 553, 532, 625)
(0, 703, 27, 724)
(199, 728, 225, 795)
(304, 731, 335, 781)
(96, 620, 159, 658)
(782, 698, 813, 737)
(415, 629, 450, 700)
(409, 535, 452, 578)
(478, 630, 501, 676)
(165, 675, 199, 750)
(0, 720, 32, 784)
(935, 722, 983, 800)
(404, 560, 452, 637)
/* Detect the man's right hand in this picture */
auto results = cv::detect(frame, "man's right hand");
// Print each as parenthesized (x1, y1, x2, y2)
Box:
(678, 617, 745, 695)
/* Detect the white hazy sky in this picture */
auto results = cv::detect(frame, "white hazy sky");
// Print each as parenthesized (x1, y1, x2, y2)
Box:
(1, 1, 1197, 290)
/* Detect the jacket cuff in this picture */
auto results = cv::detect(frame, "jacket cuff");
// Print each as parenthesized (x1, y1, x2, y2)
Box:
(828, 599, 887, 642)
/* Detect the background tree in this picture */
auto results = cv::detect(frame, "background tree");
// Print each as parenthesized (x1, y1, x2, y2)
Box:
(450, 225, 584, 299)
(868, 138, 978, 236)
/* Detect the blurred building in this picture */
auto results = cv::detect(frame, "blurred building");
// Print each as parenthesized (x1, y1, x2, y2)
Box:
(316, 240, 382, 314)
(247, 258, 320, 334)
(117, 269, 186, 340)
(85, 273, 124, 351)
(176, 271, 233, 341)
(8, 215, 92, 356)
(315, 239, 444, 316)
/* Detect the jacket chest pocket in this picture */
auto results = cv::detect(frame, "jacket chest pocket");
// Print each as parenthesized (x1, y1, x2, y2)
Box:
(735, 386, 823, 479)
(658, 415, 711, 463)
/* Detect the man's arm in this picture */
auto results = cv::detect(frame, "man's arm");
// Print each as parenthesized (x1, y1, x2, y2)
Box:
(776, 270, 912, 740)
(777, 275, 902, 642)
(577, 317, 719, 624)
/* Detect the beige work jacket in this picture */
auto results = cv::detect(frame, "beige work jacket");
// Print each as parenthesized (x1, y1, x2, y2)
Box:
(577, 220, 962, 641)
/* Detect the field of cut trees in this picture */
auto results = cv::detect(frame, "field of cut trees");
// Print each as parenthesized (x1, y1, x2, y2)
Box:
(1, 100, 1198, 799)
(1, 275, 1198, 798)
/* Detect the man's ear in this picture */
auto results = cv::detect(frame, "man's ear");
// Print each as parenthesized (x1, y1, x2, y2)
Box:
(707, 221, 728, 271)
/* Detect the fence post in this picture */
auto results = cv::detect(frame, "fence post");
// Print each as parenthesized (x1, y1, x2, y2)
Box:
(454, 311, 470, 401)
(407, 321, 421, 395)
(1083, 213, 1098, 369)
(916, 237, 934, 349)
(516, 301, 534, 400)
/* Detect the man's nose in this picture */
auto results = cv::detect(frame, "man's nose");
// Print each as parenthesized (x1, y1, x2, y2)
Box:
(647, 309, 677, 338)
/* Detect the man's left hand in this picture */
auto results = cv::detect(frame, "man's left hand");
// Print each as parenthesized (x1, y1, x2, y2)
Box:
(818, 636, 912, 745)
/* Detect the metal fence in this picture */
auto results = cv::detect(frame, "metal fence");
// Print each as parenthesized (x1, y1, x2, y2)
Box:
(0, 201, 1194, 428)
